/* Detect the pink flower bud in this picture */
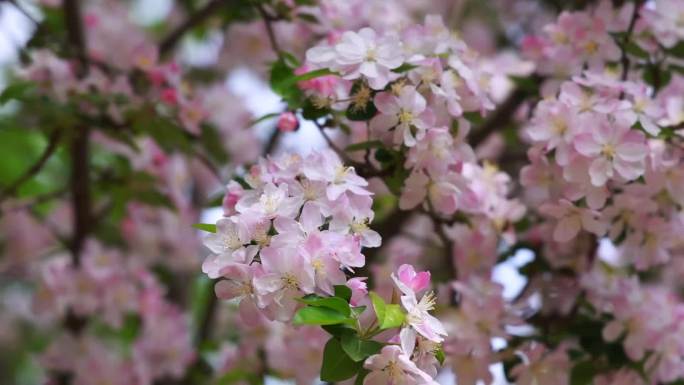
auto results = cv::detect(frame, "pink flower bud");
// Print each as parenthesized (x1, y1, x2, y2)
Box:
(277, 112, 299, 132)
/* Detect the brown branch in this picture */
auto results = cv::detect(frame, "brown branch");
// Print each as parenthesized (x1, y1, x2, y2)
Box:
(159, 0, 226, 57)
(63, 0, 87, 71)
(255, 3, 282, 55)
(470, 86, 531, 148)
(0, 129, 61, 202)
(263, 128, 282, 155)
(619, 0, 644, 82)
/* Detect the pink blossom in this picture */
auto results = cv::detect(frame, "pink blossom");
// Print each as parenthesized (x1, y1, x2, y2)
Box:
(302, 149, 371, 201)
(363, 345, 437, 385)
(307, 27, 404, 90)
(540, 199, 606, 242)
(573, 119, 648, 186)
(392, 264, 431, 296)
(371, 86, 436, 147)
(253, 247, 315, 321)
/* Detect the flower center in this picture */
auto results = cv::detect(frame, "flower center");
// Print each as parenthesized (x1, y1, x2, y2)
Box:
(601, 144, 616, 159)
(282, 273, 299, 289)
(398, 109, 414, 125)
(366, 48, 377, 62)
(350, 219, 368, 234)
(334, 166, 351, 183)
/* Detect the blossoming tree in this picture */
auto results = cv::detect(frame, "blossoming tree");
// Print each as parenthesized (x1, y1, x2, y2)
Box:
(2, 0, 684, 384)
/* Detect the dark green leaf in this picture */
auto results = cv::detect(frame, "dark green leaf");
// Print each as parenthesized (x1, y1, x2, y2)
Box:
(340, 333, 383, 362)
(345, 140, 383, 152)
(392, 63, 419, 73)
(0, 81, 35, 105)
(297, 13, 319, 24)
(570, 361, 596, 385)
(320, 338, 362, 382)
(334, 285, 352, 303)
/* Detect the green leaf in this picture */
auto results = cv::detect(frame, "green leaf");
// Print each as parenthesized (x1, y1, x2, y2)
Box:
(298, 295, 351, 316)
(320, 338, 362, 382)
(354, 368, 370, 385)
(570, 361, 596, 385)
(369, 292, 406, 330)
(391, 63, 419, 73)
(340, 333, 383, 362)
(381, 304, 405, 329)
(351, 306, 367, 317)
(345, 140, 383, 152)
(293, 306, 351, 326)
(334, 285, 352, 303)
(297, 13, 319, 24)
(625, 42, 649, 59)
(270, 58, 304, 105)
(0, 81, 34, 105)
(290, 68, 335, 84)
(250, 112, 280, 126)
(435, 346, 445, 365)
(192, 223, 217, 233)
(322, 324, 355, 337)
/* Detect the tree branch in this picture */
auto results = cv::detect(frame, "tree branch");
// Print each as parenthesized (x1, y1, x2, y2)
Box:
(470, 86, 531, 148)
(159, 0, 226, 57)
(255, 3, 282, 55)
(0, 129, 61, 202)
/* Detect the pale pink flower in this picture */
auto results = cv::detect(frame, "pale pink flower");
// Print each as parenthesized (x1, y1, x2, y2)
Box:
(573, 119, 648, 186)
(307, 27, 404, 89)
(363, 345, 437, 385)
(202, 217, 258, 279)
(539, 199, 606, 242)
(302, 149, 371, 201)
(253, 247, 315, 321)
(371, 86, 435, 147)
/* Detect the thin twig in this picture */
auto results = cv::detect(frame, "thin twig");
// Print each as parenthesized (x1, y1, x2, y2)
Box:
(470, 86, 530, 148)
(620, 0, 644, 82)
(7, 0, 39, 25)
(0, 129, 61, 202)
(255, 3, 282, 56)
(159, 0, 226, 57)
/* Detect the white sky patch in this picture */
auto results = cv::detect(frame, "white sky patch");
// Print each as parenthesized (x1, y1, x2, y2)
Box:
(131, 0, 172, 26)
(0, 2, 35, 65)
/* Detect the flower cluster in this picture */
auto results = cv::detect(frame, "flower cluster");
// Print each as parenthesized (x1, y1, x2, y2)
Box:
(34, 240, 194, 385)
(203, 149, 379, 321)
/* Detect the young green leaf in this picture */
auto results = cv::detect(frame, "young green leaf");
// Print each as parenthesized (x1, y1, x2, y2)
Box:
(293, 306, 351, 326)
(297, 295, 351, 316)
(192, 223, 217, 233)
(369, 292, 405, 330)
